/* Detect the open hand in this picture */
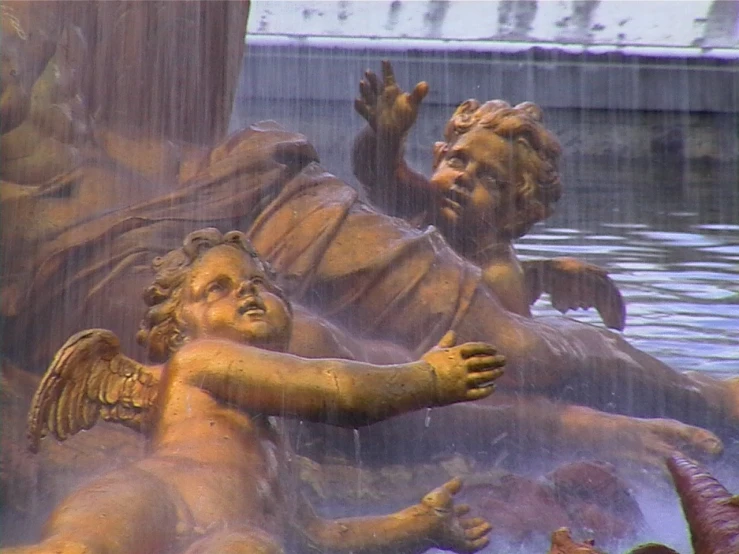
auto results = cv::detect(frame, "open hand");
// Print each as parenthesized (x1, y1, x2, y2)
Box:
(420, 478, 492, 553)
(422, 331, 505, 406)
(354, 60, 429, 138)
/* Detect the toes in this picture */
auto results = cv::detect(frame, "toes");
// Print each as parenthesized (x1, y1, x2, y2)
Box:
(465, 521, 492, 540)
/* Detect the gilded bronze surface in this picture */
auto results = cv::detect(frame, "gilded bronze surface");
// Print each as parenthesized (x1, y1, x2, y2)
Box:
(1, 2, 738, 552)
(352, 61, 625, 330)
(10, 229, 501, 554)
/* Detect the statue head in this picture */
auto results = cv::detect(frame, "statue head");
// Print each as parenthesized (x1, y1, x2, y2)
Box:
(137, 228, 292, 362)
(429, 99, 562, 247)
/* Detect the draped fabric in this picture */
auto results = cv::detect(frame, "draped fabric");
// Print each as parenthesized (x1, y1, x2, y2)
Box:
(3, 122, 482, 367)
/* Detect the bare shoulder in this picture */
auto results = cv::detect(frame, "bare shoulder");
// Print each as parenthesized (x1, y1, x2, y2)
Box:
(167, 339, 258, 374)
(168, 338, 305, 375)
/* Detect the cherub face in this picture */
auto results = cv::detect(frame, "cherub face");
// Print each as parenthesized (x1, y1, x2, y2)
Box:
(178, 245, 292, 351)
(430, 128, 518, 243)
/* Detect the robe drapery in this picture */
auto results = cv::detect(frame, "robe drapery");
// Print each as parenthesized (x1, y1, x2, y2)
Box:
(2, 121, 484, 367)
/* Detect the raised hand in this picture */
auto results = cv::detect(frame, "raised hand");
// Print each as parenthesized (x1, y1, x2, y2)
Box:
(354, 60, 429, 139)
(422, 331, 505, 406)
(420, 478, 492, 553)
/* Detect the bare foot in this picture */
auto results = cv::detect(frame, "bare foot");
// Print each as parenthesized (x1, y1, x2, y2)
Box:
(616, 417, 722, 470)
(561, 406, 723, 470)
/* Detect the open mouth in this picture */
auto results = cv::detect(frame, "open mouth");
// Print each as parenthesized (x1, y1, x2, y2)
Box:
(441, 186, 468, 215)
(238, 296, 266, 316)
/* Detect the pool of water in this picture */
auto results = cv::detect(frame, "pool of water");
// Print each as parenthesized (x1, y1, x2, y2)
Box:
(520, 176, 739, 376)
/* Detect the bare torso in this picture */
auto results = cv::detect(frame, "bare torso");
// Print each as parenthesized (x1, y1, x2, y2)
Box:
(143, 377, 285, 537)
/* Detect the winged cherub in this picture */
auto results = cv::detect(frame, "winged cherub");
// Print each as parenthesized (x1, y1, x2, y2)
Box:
(10, 228, 504, 554)
(352, 61, 626, 331)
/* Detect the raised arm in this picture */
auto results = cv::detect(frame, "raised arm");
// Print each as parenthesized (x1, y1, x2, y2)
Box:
(352, 61, 435, 218)
(292, 478, 491, 554)
(168, 332, 503, 427)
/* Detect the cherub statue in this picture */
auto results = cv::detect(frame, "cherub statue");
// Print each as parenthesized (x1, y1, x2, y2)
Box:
(352, 61, 625, 330)
(7, 228, 503, 554)
(1, 4, 734, 506)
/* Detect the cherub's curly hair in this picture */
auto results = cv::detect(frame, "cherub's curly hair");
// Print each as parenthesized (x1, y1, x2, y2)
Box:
(433, 99, 562, 240)
(136, 228, 289, 362)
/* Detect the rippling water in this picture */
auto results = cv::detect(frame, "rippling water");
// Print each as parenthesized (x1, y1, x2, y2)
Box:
(477, 207, 738, 554)
(521, 188, 739, 375)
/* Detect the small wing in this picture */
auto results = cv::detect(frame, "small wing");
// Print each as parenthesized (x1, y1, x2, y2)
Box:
(523, 258, 626, 331)
(27, 329, 160, 453)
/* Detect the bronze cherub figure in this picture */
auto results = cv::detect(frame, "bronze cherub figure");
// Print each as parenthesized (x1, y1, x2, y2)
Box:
(352, 61, 625, 331)
(9, 228, 504, 554)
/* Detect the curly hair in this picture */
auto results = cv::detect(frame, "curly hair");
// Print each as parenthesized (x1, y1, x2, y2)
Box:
(433, 99, 562, 240)
(136, 228, 289, 362)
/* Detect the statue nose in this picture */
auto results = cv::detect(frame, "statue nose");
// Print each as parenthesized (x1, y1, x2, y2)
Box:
(237, 281, 256, 297)
(454, 171, 473, 191)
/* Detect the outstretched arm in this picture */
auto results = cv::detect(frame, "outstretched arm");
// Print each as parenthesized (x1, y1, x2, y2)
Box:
(292, 478, 491, 554)
(168, 332, 504, 427)
(352, 61, 435, 218)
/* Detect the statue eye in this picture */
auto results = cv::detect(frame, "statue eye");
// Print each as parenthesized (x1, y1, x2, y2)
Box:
(479, 171, 508, 190)
(206, 280, 227, 295)
(446, 155, 465, 170)
(251, 277, 265, 287)
(480, 173, 498, 187)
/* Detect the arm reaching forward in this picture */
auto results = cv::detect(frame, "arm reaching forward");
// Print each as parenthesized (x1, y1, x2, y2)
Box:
(293, 478, 491, 554)
(169, 331, 504, 427)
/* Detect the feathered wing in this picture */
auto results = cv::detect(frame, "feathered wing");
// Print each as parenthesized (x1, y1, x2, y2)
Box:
(27, 329, 160, 453)
(523, 257, 626, 331)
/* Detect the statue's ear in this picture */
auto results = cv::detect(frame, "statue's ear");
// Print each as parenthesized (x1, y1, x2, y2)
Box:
(453, 99, 481, 118)
(514, 136, 535, 169)
(515, 101, 544, 122)
(515, 136, 533, 151)
(432, 142, 448, 170)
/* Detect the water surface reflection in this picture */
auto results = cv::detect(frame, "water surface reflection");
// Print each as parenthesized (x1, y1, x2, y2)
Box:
(522, 216, 738, 374)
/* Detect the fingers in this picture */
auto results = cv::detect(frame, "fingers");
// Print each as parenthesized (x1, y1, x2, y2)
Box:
(359, 75, 377, 105)
(455, 504, 471, 517)
(437, 330, 457, 349)
(465, 355, 506, 373)
(381, 59, 396, 86)
(459, 342, 499, 359)
(354, 98, 371, 121)
(410, 81, 429, 104)
(464, 520, 492, 540)
(466, 386, 495, 401)
(364, 69, 379, 94)
(467, 369, 504, 388)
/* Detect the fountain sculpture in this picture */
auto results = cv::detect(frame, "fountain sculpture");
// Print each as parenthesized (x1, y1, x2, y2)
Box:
(1, 1, 736, 552)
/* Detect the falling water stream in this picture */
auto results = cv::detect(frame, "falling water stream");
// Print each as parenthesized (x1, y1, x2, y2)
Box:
(231, 13, 738, 549)
(2, 2, 738, 553)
